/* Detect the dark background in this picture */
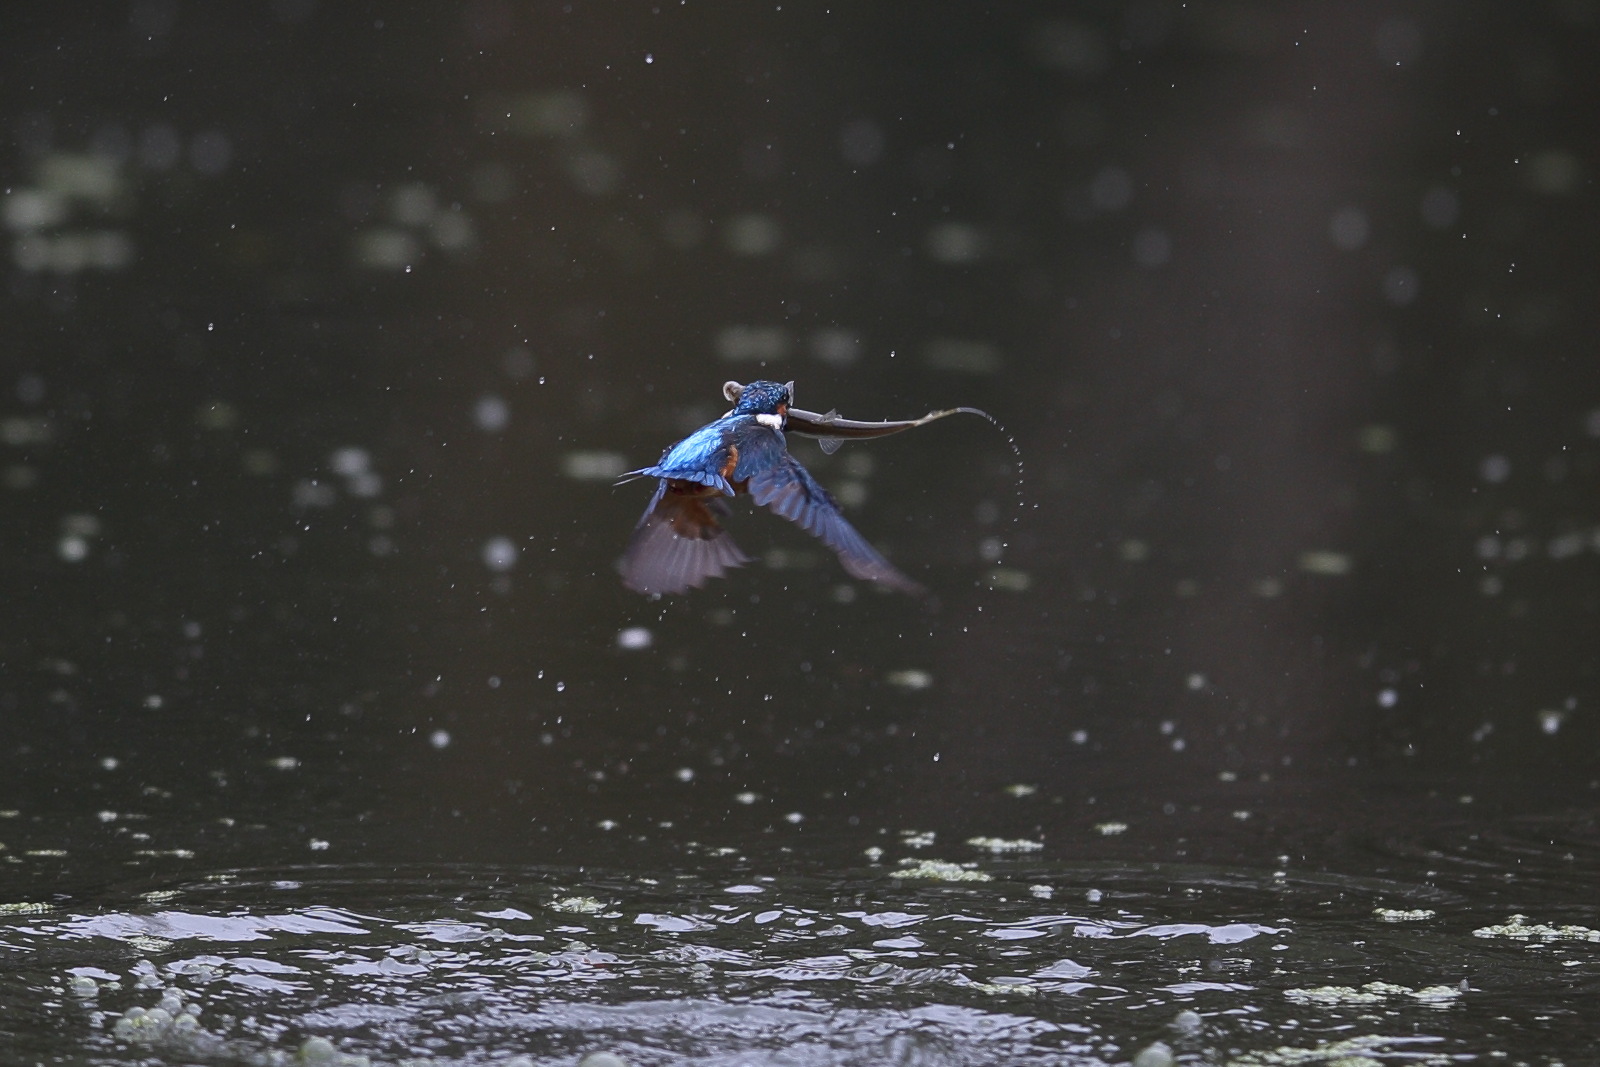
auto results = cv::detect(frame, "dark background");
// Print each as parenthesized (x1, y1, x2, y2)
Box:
(3, 0, 1598, 872)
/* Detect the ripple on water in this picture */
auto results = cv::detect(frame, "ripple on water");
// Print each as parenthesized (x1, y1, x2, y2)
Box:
(0, 860, 1593, 1064)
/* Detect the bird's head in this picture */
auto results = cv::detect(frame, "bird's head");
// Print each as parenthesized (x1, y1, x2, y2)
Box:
(726, 379, 793, 419)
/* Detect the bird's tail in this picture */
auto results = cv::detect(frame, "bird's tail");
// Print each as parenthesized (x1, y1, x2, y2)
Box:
(617, 483, 751, 595)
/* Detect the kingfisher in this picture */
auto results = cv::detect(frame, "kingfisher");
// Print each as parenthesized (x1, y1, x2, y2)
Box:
(617, 379, 986, 596)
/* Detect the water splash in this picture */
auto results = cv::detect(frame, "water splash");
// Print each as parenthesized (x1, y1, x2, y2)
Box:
(951, 406, 1027, 573)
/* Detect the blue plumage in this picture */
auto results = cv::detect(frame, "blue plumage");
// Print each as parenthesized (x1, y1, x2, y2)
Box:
(633, 381, 792, 495)
(617, 379, 927, 596)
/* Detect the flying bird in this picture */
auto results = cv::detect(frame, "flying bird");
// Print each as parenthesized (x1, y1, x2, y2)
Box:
(616, 379, 986, 595)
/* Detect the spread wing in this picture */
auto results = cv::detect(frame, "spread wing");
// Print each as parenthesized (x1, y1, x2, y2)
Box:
(629, 421, 739, 495)
(625, 416, 790, 493)
(746, 454, 924, 595)
(617, 481, 751, 595)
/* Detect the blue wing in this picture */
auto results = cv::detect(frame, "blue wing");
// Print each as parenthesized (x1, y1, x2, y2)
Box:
(747, 454, 924, 595)
(616, 480, 750, 595)
(622, 421, 739, 495)
(726, 419, 790, 482)
(621, 416, 790, 496)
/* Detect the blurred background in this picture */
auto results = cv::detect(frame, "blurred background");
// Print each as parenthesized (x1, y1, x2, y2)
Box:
(3, 0, 1599, 875)
(7, 4, 1600, 1063)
